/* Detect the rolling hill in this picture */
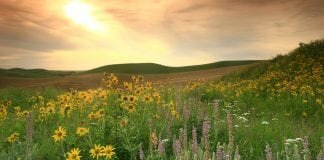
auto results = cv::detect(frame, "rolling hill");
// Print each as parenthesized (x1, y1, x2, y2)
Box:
(0, 68, 76, 78)
(0, 60, 260, 78)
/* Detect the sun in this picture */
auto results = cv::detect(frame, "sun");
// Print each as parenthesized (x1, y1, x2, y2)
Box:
(64, 0, 104, 32)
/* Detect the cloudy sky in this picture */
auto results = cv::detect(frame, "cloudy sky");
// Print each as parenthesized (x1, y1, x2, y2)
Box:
(0, 0, 323, 70)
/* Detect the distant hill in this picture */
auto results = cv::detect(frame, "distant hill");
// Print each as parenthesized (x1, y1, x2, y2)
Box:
(84, 60, 261, 74)
(0, 60, 260, 78)
(0, 68, 76, 78)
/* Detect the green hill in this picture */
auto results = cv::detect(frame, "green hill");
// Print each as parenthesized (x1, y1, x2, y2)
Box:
(0, 60, 260, 78)
(0, 68, 76, 78)
(222, 39, 324, 81)
(84, 60, 260, 74)
(206, 39, 323, 101)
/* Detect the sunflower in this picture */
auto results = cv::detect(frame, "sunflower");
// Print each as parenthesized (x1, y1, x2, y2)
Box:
(88, 112, 98, 120)
(76, 127, 89, 136)
(0, 105, 8, 119)
(119, 118, 128, 127)
(121, 95, 128, 102)
(66, 148, 81, 160)
(128, 95, 137, 103)
(143, 95, 152, 103)
(127, 104, 135, 112)
(90, 144, 102, 159)
(96, 109, 105, 118)
(100, 145, 115, 159)
(7, 132, 19, 143)
(52, 126, 67, 142)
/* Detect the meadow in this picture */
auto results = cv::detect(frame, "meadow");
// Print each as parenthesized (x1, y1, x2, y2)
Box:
(0, 40, 323, 160)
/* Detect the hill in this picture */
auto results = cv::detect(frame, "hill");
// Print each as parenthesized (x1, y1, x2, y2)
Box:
(0, 60, 260, 78)
(204, 39, 323, 104)
(0, 68, 76, 78)
(84, 60, 260, 74)
(222, 40, 324, 81)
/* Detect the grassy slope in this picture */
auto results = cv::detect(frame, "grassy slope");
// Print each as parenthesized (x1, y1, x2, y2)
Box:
(222, 40, 324, 80)
(201, 39, 324, 158)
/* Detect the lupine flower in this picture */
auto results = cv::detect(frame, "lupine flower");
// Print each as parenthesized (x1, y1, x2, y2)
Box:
(139, 143, 145, 160)
(192, 126, 198, 154)
(227, 112, 234, 159)
(202, 117, 211, 148)
(265, 144, 272, 160)
(172, 136, 182, 157)
(234, 145, 241, 160)
(157, 138, 165, 155)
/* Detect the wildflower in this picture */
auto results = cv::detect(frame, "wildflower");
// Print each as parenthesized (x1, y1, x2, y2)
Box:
(88, 112, 98, 120)
(90, 144, 102, 159)
(52, 126, 67, 142)
(96, 109, 105, 118)
(316, 99, 321, 104)
(154, 114, 160, 119)
(303, 111, 308, 117)
(191, 126, 198, 154)
(150, 132, 158, 146)
(261, 121, 270, 125)
(7, 132, 19, 143)
(0, 105, 8, 120)
(76, 127, 89, 136)
(127, 104, 136, 112)
(47, 106, 56, 114)
(139, 143, 144, 160)
(172, 136, 182, 157)
(121, 95, 128, 102)
(100, 145, 115, 159)
(128, 95, 137, 103)
(119, 118, 128, 127)
(66, 148, 81, 160)
(157, 139, 165, 155)
(143, 95, 152, 103)
(265, 144, 273, 160)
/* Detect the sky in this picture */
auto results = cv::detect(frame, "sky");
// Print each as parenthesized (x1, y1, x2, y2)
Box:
(0, 0, 323, 70)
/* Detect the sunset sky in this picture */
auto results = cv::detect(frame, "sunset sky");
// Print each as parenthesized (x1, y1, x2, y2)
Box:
(0, 0, 324, 70)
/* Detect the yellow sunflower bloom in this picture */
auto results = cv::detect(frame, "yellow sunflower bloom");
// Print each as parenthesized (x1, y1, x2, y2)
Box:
(90, 144, 102, 159)
(52, 126, 67, 142)
(7, 132, 19, 143)
(76, 127, 89, 136)
(100, 145, 115, 159)
(66, 148, 81, 160)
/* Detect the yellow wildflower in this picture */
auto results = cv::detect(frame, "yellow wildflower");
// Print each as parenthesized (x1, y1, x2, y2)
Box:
(52, 126, 67, 142)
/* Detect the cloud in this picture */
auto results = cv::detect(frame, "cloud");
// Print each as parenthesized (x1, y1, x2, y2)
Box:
(0, 0, 75, 52)
(0, 0, 323, 69)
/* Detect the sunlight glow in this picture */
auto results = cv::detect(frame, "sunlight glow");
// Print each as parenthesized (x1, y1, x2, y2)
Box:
(64, 0, 105, 32)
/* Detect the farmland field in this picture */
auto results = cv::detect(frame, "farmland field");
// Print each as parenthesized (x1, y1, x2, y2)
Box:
(0, 40, 323, 160)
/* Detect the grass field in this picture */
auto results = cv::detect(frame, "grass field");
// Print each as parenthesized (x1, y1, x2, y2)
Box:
(0, 40, 323, 160)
